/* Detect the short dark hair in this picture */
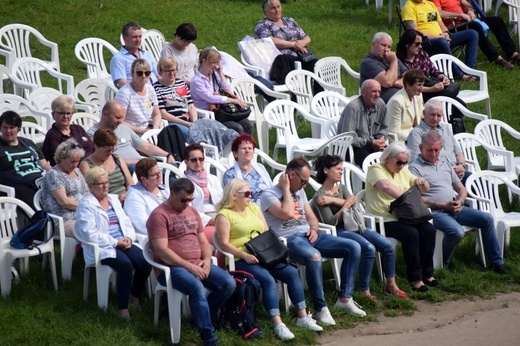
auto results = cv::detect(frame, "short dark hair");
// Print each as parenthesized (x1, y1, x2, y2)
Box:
(93, 128, 118, 147)
(313, 155, 343, 184)
(122, 21, 141, 37)
(0, 111, 22, 129)
(171, 177, 195, 194)
(286, 156, 310, 174)
(174, 23, 197, 41)
(403, 69, 425, 86)
(184, 143, 204, 159)
(135, 158, 158, 182)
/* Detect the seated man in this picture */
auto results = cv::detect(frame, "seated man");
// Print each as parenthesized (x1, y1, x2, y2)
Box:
(360, 32, 408, 103)
(407, 99, 469, 183)
(87, 101, 175, 171)
(338, 79, 388, 167)
(401, 0, 478, 80)
(409, 130, 508, 274)
(433, 0, 518, 69)
(261, 157, 366, 325)
(110, 21, 159, 89)
(147, 178, 235, 346)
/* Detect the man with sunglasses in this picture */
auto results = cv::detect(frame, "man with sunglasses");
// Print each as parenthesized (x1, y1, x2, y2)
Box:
(110, 21, 159, 89)
(147, 178, 235, 346)
(261, 157, 366, 325)
(409, 130, 507, 274)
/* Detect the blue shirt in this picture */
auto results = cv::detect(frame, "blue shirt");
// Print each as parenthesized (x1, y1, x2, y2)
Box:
(110, 46, 158, 86)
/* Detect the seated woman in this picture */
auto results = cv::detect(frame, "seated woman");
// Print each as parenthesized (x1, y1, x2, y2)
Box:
(222, 134, 272, 207)
(365, 142, 437, 292)
(0, 111, 51, 209)
(74, 166, 152, 321)
(80, 129, 133, 204)
(215, 179, 323, 340)
(386, 69, 425, 142)
(124, 158, 169, 236)
(115, 58, 162, 135)
(312, 155, 407, 300)
(160, 23, 198, 86)
(190, 47, 253, 135)
(153, 56, 198, 141)
(42, 95, 95, 166)
(42, 139, 89, 237)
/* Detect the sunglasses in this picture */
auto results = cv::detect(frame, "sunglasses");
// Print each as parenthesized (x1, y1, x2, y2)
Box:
(180, 197, 195, 203)
(413, 41, 422, 47)
(70, 143, 83, 150)
(392, 157, 409, 166)
(134, 70, 152, 77)
(293, 170, 308, 186)
(189, 157, 205, 163)
(93, 181, 109, 187)
(236, 191, 253, 198)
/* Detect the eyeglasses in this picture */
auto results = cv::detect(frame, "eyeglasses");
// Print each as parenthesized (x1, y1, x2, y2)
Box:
(189, 157, 205, 163)
(103, 146, 117, 152)
(93, 181, 109, 187)
(180, 197, 195, 203)
(293, 170, 308, 186)
(147, 172, 162, 178)
(236, 191, 253, 198)
(55, 112, 73, 117)
(134, 70, 152, 77)
(413, 41, 422, 47)
(163, 69, 178, 74)
(70, 143, 83, 150)
(391, 157, 409, 166)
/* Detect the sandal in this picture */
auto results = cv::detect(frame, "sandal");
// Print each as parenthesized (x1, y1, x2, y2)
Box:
(360, 291, 378, 303)
(510, 52, 520, 64)
(460, 74, 478, 82)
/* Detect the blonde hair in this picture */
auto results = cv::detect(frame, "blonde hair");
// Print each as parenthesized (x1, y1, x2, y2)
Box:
(198, 47, 221, 65)
(216, 179, 249, 212)
(85, 166, 108, 186)
(131, 58, 151, 73)
(157, 56, 178, 72)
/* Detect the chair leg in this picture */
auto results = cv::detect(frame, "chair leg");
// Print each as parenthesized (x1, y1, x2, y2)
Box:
(375, 252, 385, 282)
(433, 230, 445, 269)
(475, 230, 487, 268)
(48, 250, 58, 291)
(167, 289, 184, 344)
(61, 239, 77, 281)
(83, 267, 91, 301)
(329, 258, 342, 291)
(96, 266, 114, 310)
(154, 289, 162, 326)
(0, 255, 13, 296)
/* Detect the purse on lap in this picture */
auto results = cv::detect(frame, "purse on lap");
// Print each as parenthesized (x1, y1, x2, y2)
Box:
(389, 185, 432, 224)
(244, 228, 288, 268)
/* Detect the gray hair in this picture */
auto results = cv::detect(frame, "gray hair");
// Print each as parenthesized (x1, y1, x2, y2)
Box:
(51, 95, 74, 113)
(381, 141, 409, 163)
(54, 138, 85, 165)
(85, 166, 108, 186)
(423, 99, 443, 116)
(372, 32, 392, 44)
(421, 130, 442, 145)
(361, 79, 380, 93)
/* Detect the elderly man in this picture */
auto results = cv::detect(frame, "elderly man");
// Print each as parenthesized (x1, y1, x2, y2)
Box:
(147, 178, 235, 346)
(401, 0, 478, 80)
(432, 0, 518, 68)
(87, 101, 175, 170)
(338, 79, 388, 167)
(407, 98, 468, 183)
(110, 21, 159, 88)
(261, 157, 365, 325)
(409, 130, 507, 274)
(359, 32, 408, 103)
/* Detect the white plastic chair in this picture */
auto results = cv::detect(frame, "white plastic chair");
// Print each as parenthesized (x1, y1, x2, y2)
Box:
(309, 91, 351, 139)
(70, 113, 100, 131)
(0, 197, 58, 296)
(362, 152, 382, 174)
(75, 38, 118, 80)
(296, 132, 356, 163)
(495, 0, 520, 49)
(73, 78, 118, 117)
(0, 64, 15, 94)
(465, 170, 520, 257)
(430, 54, 491, 117)
(20, 121, 46, 145)
(430, 96, 488, 124)
(132, 161, 184, 186)
(314, 57, 361, 98)
(322, 116, 341, 139)
(140, 128, 161, 146)
(0, 24, 60, 72)
(28, 87, 93, 115)
(342, 161, 367, 197)
(141, 29, 166, 64)
(0, 93, 53, 130)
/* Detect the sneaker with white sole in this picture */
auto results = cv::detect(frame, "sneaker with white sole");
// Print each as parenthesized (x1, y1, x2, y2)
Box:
(334, 298, 366, 317)
(314, 307, 336, 326)
(296, 314, 323, 331)
(274, 323, 295, 340)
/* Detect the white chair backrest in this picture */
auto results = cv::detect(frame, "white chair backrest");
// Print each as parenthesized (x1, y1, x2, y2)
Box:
(28, 87, 62, 114)
(342, 162, 366, 196)
(140, 128, 161, 146)
(20, 121, 46, 145)
(0, 93, 53, 130)
(141, 29, 166, 64)
(74, 38, 118, 80)
(362, 152, 382, 174)
(73, 78, 118, 116)
(323, 116, 341, 139)
(0, 197, 35, 239)
(310, 91, 349, 121)
(285, 69, 344, 111)
(70, 113, 100, 131)
(314, 56, 360, 97)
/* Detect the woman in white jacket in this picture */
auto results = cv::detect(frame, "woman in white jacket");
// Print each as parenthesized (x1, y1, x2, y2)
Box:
(74, 167, 151, 321)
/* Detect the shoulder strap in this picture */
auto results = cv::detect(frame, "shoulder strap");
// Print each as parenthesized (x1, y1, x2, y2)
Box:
(112, 154, 127, 187)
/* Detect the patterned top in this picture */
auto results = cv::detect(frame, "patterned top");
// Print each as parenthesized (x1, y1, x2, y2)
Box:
(42, 166, 89, 221)
(222, 166, 271, 206)
(153, 79, 193, 119)
(402, 49, 443, 79)
(254, 17, 307, 56)
(83, 155, 126, 196)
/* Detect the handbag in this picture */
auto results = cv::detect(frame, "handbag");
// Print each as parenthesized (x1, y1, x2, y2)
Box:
(214, 103, 251, 123)
(424, 76, 461, 98)
(389, 185, 432, 224)
(297, 48, 318, 63)
(342, 206, 366, 233)
(245, 228, 288, 268)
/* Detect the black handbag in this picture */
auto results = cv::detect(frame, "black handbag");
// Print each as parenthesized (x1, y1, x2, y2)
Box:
(215, 103, 251, 123)
(389, 185, 432, 224)
(297, 48, 318, 63)
(424, 76, 461, 98)
(245, 229, 288, 268)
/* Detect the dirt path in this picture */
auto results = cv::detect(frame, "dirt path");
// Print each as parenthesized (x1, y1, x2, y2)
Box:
(319, 292, 520, 345)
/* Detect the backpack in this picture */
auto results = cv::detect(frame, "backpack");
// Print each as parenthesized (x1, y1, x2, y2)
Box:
(157, 125, 186, 162)
(10, 210, 55, 255)
(219, 270, 262, 340)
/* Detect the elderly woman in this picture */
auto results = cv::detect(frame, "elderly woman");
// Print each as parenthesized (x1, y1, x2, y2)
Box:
(124, 158, 169, 236)
(0, 111, 50, 209)
(42, 139, 89, 237)
(190, 47, 253, 135)
(312, 155, 407, 300)
(216, 179, 323, 340)
(160, 23, 198, 85)
(42, 95, 95, 166)
(222, 134, 272, 207)
(365, 141, 437, 292)
(115, 58, 162, 135)
(386, 69, 425, 142)
(80, 128, 133, 204)
(74, 167, 151, 321)
(153, 56, 198, 141)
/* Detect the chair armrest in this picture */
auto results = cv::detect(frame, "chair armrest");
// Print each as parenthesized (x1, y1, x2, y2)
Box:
(197, 108, 215, 120)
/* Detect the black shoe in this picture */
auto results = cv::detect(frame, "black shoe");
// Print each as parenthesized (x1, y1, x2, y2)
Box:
(424, 278, 440, 288)
(411, 285, 429, 292)
(492, 264, 509, 275)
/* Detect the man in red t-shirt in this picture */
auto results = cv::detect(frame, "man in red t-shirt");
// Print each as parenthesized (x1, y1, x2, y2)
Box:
(147, 178, 235, 346)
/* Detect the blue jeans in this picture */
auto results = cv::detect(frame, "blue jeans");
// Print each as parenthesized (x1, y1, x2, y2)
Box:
(337, 227, 396, 290)
(432, 207, 503, 266)
(286, 232, 361, 311)
(235, 260, 306, 317)
(100, 246, 152, 310)
(158, 264, 235, 344)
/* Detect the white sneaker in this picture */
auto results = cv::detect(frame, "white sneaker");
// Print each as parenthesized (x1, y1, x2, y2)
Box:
(274, 323, 295, 340)
(334, 298, 366, 317)
(296, 314, 323, 331)
(314, 307, 336, 326)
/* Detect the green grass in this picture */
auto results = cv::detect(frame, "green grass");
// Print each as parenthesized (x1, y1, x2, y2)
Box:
(1, 0, 520, 345)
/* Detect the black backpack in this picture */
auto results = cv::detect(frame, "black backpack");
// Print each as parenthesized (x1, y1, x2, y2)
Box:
(157, 125, 186, 162)
(219, 270, 262, 340)
(10, 210, 55, 254)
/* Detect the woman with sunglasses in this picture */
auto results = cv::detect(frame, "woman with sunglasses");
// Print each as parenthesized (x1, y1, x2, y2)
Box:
(312, 155, 407, 300)
(215, 179, 323, 340)
(41, 138, 89, 237)
(115, 58, 162, 135)
(365, 142, 437, 292)
(80, 129, 133, 205)
(124, 158, 169, 236)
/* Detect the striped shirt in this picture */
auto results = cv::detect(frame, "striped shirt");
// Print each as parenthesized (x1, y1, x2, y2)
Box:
(153, 79, 193, 119)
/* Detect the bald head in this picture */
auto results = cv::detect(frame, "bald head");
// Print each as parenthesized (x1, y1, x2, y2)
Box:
(101, 100, 125, 130)
(360, 79, 381, 108)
